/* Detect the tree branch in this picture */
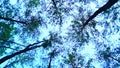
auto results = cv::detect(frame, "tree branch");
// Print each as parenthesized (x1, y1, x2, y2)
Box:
(0, 16, 27, 25)
(51, 0, 58, 10)
(51, 0, 62, 27)
(0, 41, 43, 64)
(3, 60, 19, 68)
(48, 49, 56, 68)
(110, 56, 120, 63)
(0, 39, 25, 47)
(82, 0, 118, 29)
(0, 46, 18, 51)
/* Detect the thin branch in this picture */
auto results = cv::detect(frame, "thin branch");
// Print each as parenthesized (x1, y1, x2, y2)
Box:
(0, 46, 18, 51)
(25, 41, 44, 48)
(51, 0, 63, 28)
(0, 39, 25, 47)
(110, 56, 120, 63)
(3, 60, 19, 68)
(51, 0, 58, 10)
(0, 16, 27, 25)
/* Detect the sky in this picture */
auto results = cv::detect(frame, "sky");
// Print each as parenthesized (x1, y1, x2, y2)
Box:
(10, 0, 17, 5)
(1, 0, 120, 68)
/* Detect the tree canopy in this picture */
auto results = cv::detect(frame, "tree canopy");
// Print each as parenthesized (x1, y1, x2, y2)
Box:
(0, 0, 120, 68)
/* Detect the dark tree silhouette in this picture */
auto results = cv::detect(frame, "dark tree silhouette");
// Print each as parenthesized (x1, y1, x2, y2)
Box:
(0, 45, 41, 64)
(0, 16, 27, 25)
(0, 41, 43, 64)
(48, 49, 56, 68)
(83, 0, 119, 28)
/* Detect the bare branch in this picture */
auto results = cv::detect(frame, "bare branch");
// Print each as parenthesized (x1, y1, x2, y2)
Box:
(0, 44, 42, 64)
(82, 0, 118, 29)
(0, 16, 27, 25)
(25, 41, 44, 48)
(0, 46, 18, 51)
(0, 41, 44, 64)
(0, 39, 25, 47)
(110, 56, 120, 63)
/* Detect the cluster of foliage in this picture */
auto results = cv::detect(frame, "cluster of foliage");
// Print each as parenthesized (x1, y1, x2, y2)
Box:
(0, 0, 120, 68)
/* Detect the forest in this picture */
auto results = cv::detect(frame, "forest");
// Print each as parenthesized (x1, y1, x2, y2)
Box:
(0, 0, 120, 68)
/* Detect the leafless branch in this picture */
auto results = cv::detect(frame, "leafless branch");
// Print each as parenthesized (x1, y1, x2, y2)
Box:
(0, 16, 27, 25)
